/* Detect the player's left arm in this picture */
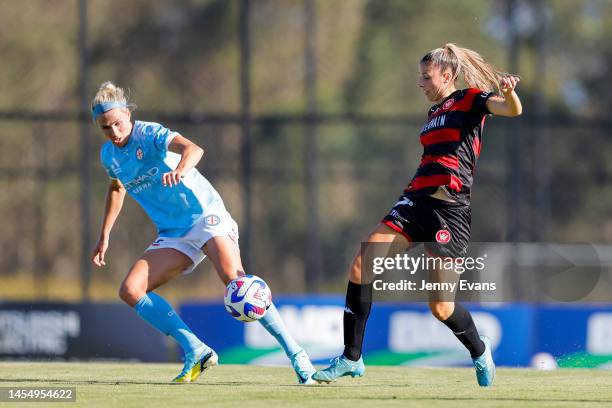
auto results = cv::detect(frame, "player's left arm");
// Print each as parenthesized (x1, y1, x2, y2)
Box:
(163, 134, 204, 187)
(485, 76, 522, 117)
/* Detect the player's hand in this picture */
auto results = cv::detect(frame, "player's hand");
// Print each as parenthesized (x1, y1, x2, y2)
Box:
(91, 237, 109, 267)
(500, 76, 520, 94)
(162, 170, 184, 187)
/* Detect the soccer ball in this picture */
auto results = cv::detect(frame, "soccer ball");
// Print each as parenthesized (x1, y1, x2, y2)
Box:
(224, 275, 272, 322)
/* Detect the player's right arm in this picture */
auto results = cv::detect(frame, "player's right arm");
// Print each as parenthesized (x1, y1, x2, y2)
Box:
(92, 178, 126, 267)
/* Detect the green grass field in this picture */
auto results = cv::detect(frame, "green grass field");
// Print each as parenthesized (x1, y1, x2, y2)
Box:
(1, 362, 611, 407)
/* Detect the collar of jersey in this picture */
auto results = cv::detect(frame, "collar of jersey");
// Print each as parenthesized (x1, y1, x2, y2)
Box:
(431, 89, 461, 111)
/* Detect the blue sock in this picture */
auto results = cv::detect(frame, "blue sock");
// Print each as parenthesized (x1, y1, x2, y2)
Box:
(258, 302, 301, 357)
(134, 292, 206, 356)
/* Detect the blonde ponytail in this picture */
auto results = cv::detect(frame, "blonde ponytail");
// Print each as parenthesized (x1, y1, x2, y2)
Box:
(421, 44, 512, 93)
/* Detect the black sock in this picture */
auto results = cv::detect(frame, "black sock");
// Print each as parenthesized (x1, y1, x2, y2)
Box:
(441, 303, 485, 359)
(342, 281, 373, 361)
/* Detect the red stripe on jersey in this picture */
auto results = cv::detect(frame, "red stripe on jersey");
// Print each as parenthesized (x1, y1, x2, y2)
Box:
(420, 154, 459, 169)
(473, 137, 482, 157)
(429, 89, 481, 119)
(408, 174, 463, 192)
(420, 128, 461, 146)
(451, 88, 479, 113)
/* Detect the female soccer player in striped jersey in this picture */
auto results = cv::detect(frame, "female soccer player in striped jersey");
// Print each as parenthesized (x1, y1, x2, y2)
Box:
(90, 81, 316, 384)
(313, 44, 522, 386)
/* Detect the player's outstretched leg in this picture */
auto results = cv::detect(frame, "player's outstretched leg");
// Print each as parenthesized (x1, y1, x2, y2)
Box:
(313, 280, 371, 383)
(259, 303, 316, 384)
(315, 224, 404, 383)
(204, 235, 315, 384)
(132, 292, 217, 383)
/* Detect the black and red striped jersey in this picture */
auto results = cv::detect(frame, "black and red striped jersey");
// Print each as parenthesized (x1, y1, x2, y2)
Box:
(404, 88, 494, 205)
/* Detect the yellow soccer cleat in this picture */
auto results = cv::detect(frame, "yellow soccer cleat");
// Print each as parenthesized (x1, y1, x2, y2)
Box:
(172, 346, 218, 383)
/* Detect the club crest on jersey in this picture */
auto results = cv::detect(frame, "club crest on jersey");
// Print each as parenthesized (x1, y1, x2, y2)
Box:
(435, 229, 451, 244)
(443, 98, 454, 110)
(136, 148, 144, 160)
(204, 214, 221, 226)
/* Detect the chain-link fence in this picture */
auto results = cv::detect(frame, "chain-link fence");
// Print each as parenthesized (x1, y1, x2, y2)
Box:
(1, 0, 611, 301)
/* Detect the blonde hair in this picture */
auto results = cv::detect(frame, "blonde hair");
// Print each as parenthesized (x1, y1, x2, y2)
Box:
(421, 44, 512, 93)
(91, 81, 136, 111)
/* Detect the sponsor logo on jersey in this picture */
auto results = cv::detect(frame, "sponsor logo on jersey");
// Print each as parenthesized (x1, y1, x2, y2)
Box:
(204, 214, 221, 226)
(421, 114, 446, 133)
(124, 167, 160, 193)
(435, 229, 451, 244)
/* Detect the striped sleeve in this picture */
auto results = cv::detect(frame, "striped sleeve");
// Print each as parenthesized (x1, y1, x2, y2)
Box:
(470, 89, 494, 116)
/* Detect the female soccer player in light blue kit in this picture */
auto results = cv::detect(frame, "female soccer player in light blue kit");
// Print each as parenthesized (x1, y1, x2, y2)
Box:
(90, 81, 316, 384)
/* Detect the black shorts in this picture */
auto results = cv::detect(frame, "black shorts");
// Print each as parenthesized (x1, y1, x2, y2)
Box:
(382, 194, 471, 258)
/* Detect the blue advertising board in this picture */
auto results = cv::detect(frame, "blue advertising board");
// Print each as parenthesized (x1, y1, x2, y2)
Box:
(534, 305, 612, 368)
(181, 297, 548, 367)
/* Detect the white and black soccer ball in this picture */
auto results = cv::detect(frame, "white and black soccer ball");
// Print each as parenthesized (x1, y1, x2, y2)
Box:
(224, 275, 272, 322)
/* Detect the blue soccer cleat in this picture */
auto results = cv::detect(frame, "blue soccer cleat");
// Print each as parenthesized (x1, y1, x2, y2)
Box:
(473, 335, 495, 387)
(290, 349, 317, 385)
(172, 345, 218, 383)
(312, 355, 365, 383)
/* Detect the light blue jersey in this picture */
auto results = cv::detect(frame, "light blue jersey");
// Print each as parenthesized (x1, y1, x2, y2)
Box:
(100, 120, 224, 237)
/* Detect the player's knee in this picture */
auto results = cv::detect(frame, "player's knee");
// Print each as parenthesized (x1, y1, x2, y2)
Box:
(429, 301, 454, 321)
(118, 281, 144, 306)
(349, 255, 363, 284)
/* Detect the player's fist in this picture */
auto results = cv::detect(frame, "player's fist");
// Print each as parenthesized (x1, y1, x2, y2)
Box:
(162, 170, 184, 187)
(500, 76, 520, 94)
(92, 237, 109, 267)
